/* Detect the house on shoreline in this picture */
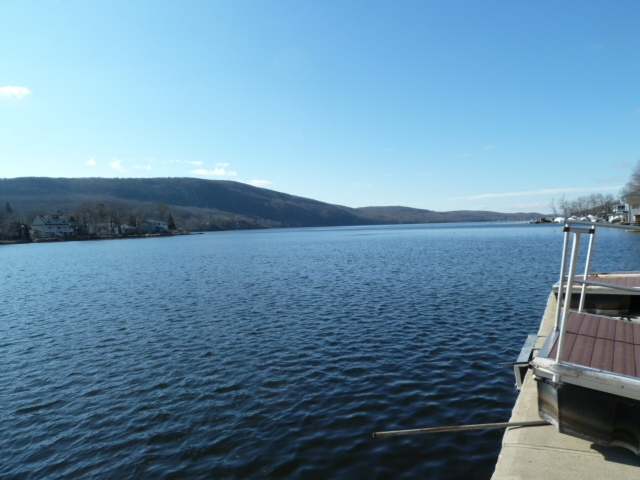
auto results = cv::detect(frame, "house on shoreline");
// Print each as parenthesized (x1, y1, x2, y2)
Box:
(627, 197, 640, 223)
(28, 213, 179, 240)
(31, 214, 74, 238)
(610, 197, 640, 223)
(140, 220, 169, 234)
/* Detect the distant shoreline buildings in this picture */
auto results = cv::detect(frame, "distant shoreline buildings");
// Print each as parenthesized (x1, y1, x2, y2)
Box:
(30, 213, 177, 240)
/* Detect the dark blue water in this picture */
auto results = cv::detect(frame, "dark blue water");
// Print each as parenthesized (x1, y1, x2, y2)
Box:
(2, 223, 639, 479)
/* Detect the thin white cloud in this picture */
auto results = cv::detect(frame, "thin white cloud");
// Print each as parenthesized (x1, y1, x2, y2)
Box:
(482, 144, 496, 151)
(453, 185, 623, 201)
(354, 182, 374, 187)
(513, 201, 553, 209)
(110, 159, 127, 172)
(86, 158, 97, 166)
(0, 86, 31, 100)
(247, 179, 275, 187)
(610, 161, 630, 168)
(165, 159, 203, 165)
(596, 176, 629, 183)
(190, 162, 237, 177)
(134, 165, 152, 171)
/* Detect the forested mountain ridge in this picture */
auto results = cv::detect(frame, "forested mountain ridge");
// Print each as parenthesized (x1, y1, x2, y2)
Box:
(0, 177, 543, 231)
(355, 206, 539, 223)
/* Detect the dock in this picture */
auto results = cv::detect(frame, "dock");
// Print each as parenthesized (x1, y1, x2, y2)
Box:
(492, 292, 640, 479)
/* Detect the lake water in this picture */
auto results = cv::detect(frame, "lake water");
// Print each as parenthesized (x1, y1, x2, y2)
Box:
(2, 223, 640, 479)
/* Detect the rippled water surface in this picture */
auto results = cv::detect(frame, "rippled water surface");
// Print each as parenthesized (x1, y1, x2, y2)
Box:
(2, 223, 640, 479)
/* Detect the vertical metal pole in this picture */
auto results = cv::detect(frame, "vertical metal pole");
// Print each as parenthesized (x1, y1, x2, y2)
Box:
(556, 232, 582, 364)
(578, 228, 596, 313)
(554, 227, 571, 330)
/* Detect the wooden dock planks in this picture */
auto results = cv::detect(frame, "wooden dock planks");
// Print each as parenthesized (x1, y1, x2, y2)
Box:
(546, 312, 640, 378)
(564, 272, 640, 290)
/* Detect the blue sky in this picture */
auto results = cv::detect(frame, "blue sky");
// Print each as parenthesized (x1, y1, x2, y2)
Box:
(1, 1, 639, 213)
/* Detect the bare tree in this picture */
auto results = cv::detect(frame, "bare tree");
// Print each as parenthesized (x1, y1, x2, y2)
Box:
(573, 197, 588, 216)
(621, 160, 640, 199)
(95, 203, 108, 224)
(558, 195, 570, 218)
(131, 208, 150, 234)
(0, 210, 7, 238)
(588, 193, 602, 215)
(155, 202, 170, 222)
(108, 202, 126, 236)
(74, 202, 95, 236)
(603, 194, 615, 213)
(552, 193, 620, 218)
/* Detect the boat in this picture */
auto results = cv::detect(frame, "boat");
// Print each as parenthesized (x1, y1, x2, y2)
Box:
(528, 221, 640, 454)
(551, 271, 640, 316)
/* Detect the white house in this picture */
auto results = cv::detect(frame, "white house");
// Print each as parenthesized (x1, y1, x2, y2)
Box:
(31, 214, 74, 238)
(626, 197, 640, 223)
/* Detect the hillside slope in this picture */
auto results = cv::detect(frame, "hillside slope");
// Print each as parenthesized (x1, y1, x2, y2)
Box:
(357, 206, 538, 223)
(0, 177, 543, 230)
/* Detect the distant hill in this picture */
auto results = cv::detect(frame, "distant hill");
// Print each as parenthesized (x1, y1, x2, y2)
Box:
(357, 206, 539, 223)
(0, 177, 543, 230)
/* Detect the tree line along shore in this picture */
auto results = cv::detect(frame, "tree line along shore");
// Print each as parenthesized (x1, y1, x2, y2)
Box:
(0, 200, 191, 244)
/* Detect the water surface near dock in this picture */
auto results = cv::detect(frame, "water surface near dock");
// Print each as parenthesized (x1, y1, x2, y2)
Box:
(2, 223, 640, 478)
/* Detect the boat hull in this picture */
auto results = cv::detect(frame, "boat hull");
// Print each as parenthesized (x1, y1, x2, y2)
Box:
(537, 377, 640, 455)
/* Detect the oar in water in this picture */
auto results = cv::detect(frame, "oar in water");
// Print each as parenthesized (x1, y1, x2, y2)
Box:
(373, 420, 548, 438)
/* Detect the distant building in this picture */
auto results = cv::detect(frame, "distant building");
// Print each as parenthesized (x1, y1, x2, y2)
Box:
(120, 224, 137, 236)
(140, 220, 169, 234)
(608, 202, 628, 223)
(88, 223, 119, 236)
(31, 214, 74, 238)
(612, 203, 628, 215)
(627, 198, 640, 223)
